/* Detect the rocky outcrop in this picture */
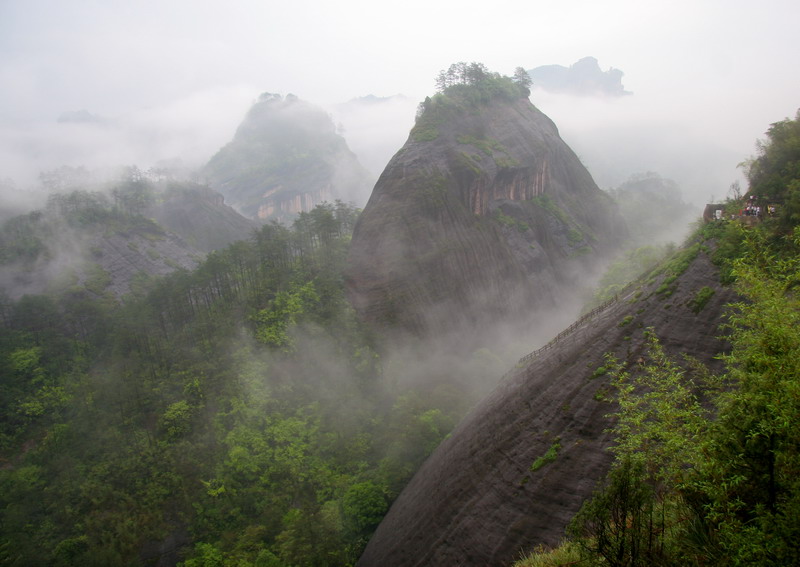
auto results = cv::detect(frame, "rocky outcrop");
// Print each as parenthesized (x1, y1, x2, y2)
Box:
(149, 183, 258, 253)
(0, 215, 202, 300)
(0, 183, 259, 301)
(203, 93, 374, 223)
(345, 92, 626, 343)
(357, 242, 735, 566)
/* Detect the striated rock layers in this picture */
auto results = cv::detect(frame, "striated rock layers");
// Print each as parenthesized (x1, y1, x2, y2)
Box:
(346, 92, 626, 342)
(204, 93, 374, 223)
(357, 243, 736, 566)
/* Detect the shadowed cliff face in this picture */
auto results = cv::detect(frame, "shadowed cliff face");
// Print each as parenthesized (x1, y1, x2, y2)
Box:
(148, 184, 259, 253)
(357, 242, 735, 566)
(346, 94, 626, 343)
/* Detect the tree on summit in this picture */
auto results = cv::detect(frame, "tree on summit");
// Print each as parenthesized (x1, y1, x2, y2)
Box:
(513, 67, 532, 95)
(435, 62, 491, 91)
(431, 62, 532, 103)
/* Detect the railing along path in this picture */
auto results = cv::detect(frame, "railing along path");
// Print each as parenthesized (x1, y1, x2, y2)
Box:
(515, 283, 634, 369)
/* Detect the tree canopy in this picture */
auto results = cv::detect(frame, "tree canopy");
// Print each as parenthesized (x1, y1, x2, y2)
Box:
(0, 197, 483, 566)
(432, 61, 531, 100)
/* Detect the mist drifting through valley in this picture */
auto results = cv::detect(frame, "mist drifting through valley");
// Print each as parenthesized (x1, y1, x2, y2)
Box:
(1, 2, 799, 565)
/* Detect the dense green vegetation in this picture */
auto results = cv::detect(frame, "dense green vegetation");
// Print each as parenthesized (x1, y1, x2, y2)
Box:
(745, 109, 800, 211)
(411, 62, 531, 142)
(0, 181, 156, 267)
(516, 109, 800, 566)
(0, 198, 472, 565)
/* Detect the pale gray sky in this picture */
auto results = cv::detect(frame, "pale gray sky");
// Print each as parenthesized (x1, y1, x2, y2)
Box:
(1, 0, 798, 204)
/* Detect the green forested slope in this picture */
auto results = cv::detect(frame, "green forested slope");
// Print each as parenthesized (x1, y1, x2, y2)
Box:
(517, 109, 800, 567)
(0, 200, 472, 566)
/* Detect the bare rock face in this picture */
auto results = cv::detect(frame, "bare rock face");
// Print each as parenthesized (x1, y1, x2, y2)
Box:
(357, 243, 735, 566)
(149, 183, 258, 253)
(345, 93, 626, 342)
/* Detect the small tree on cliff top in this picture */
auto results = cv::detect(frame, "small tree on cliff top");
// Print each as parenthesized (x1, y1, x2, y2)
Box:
(434, 62, 530, 98)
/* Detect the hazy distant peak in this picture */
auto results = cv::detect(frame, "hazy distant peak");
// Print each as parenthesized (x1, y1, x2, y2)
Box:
(257, 92, 282, 102)
(527, 56, 631, 97)
(343, 94, 410, 105)
(255, 92, 300, 105)
(203, 92, 374, 222)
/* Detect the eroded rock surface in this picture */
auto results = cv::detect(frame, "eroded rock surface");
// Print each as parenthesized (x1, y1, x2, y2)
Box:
(346, 94, 626, 343)
(358, 245, 734, 566)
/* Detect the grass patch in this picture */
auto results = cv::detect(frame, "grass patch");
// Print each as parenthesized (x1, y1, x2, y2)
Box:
(567, 227, 584, 245)
(687, 286, 716, 313)
(531, 194, 569, 225)
(513, 540, 583, 567)
(648, 242, 701, 284)
(617, 315, 634, 327)
(84, 263, 112, 295)
(411, 125, 439, 142)
(493, 210, 529, 232)
(457, 134, 519, 168)
(530, 438, 561, 472)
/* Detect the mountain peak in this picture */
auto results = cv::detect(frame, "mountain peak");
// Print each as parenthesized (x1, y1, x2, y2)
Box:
(203, 93, 374, 222)
(346, 68, 627, 344)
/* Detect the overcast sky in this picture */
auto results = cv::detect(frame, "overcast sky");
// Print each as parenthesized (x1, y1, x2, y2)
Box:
(1, 0, 798, 205)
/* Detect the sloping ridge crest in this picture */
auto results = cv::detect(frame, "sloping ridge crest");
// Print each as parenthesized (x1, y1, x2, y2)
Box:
(357, 241, 735, 566)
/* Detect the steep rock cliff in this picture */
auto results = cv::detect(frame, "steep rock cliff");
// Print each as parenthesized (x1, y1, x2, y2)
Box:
(148, 183, 258, 253)
(346, 88, 626, 342)
(357, 240, 735, 566)
(203, 93, 374, 222)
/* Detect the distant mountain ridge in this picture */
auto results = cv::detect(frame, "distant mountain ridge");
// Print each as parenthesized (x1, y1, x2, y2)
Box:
(527, 56, 631, 97)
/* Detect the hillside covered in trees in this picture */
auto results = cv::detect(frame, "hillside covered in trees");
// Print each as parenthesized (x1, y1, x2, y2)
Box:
(0, 51, 797, 567)
(513, 108, 800, 567)
(0, 192, 499, 565)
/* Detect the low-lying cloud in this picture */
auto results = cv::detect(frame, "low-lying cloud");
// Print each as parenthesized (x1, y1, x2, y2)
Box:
(0, 85, 259, 189)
